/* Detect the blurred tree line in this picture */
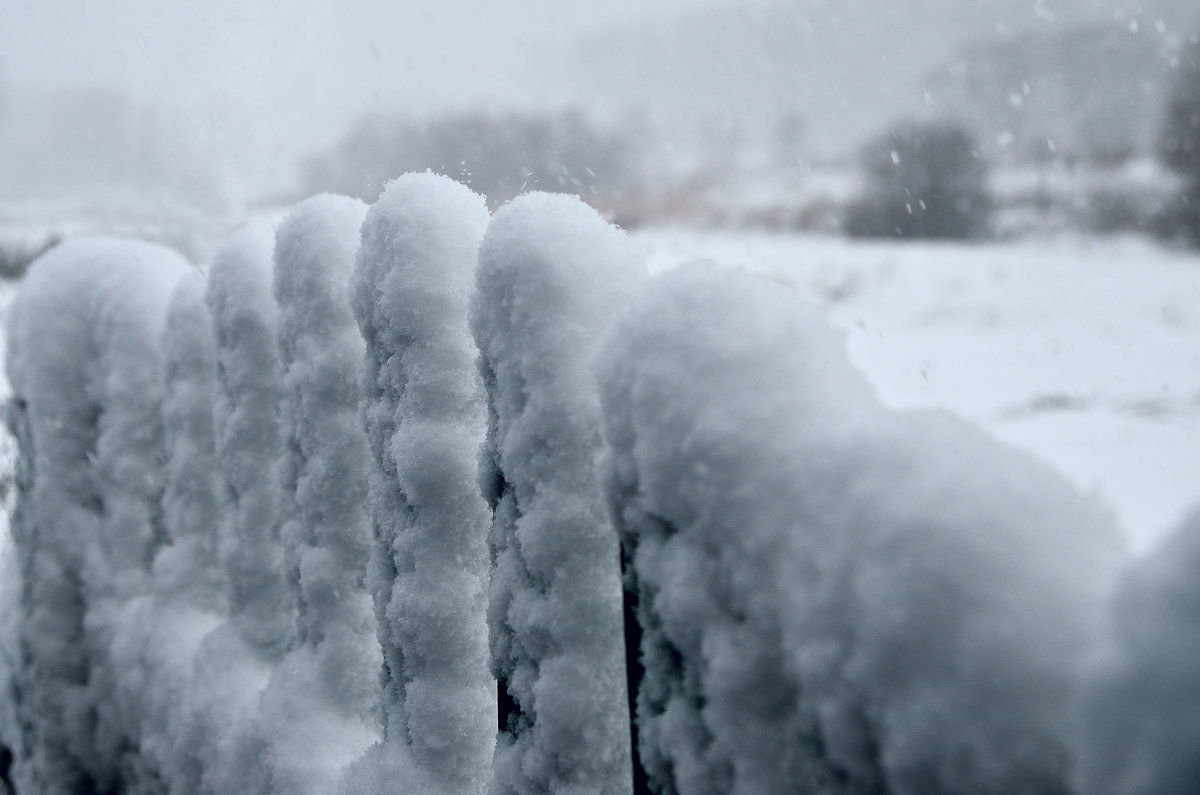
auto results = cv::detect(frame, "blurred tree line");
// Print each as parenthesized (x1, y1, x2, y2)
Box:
(264, 26, 1200, 245)
(845, 28, 1200, 245)
(846, 120, 991, 240)
(300, 109, 640, 208)
(1158, 31, 1200, 245)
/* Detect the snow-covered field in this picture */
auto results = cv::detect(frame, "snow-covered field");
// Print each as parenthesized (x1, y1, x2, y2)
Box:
(635, 230, 1200, 554)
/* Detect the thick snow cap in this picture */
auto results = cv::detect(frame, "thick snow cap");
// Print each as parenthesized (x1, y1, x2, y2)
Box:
(471, 191, 646, 795)
(350, 172, 495, 794)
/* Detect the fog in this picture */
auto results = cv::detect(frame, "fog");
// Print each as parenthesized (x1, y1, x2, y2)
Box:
(0, 0, 768, 198)
(0, 0, 1196, 244)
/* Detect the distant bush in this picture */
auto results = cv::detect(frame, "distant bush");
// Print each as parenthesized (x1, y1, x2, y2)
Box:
(846, 120, 991, 240)
(1157, 33, 1200, 245)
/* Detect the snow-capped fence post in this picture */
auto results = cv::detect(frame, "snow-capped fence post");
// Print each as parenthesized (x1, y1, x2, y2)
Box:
(597, 264, 855, 794)
(250, 194, 380, 793)
(470, 192, 645, 794)
(205, 224, 293, 660)
(155, 271, 224, 611)
(273, 194, 375, 675)
(6, 237, 188, 793)
(597, 263, 1126, 794)
(349, 173, 495, 793)
(78, 239, 190, 793)
(101, 267, 240, 794)
(104, 270, 228, 793)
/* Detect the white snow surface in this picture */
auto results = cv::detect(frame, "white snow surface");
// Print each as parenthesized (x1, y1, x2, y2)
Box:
(351, 173, 495, 793)
(598, 262, 1127, 794)
(635, 231, 1200, 554)
(471, 192, 645, 794)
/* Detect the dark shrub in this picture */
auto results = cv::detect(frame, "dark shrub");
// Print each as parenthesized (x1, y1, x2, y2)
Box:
(1157, 33, 1200, 246)
(846, 120, 991, 240)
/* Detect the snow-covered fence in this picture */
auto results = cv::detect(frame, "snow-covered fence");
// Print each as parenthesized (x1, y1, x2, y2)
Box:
(597, 263, 1127, 794)
(471, 192, 643, 794)
(0, 173, 1153, 794)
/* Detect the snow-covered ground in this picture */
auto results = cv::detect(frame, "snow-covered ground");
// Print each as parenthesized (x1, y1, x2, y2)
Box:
(635, 230, 1200, 554)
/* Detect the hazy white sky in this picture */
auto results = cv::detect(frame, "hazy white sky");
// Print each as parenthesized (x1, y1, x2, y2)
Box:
(4, 0, 1180, 201)
(0, 0, 755, 174)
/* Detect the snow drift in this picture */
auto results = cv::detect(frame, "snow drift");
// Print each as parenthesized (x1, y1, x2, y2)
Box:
(597, 262, 1127, 794)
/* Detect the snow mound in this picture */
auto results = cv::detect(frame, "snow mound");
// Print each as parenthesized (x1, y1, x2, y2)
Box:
(598, 262, 1127, 794)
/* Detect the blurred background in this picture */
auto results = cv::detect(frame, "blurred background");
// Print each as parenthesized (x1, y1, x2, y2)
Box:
(0, 0, 1198, 269)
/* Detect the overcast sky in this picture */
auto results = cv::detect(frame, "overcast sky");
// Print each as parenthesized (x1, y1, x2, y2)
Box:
(4, 0, 1186, 203)
(1, 0, 765, 184)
